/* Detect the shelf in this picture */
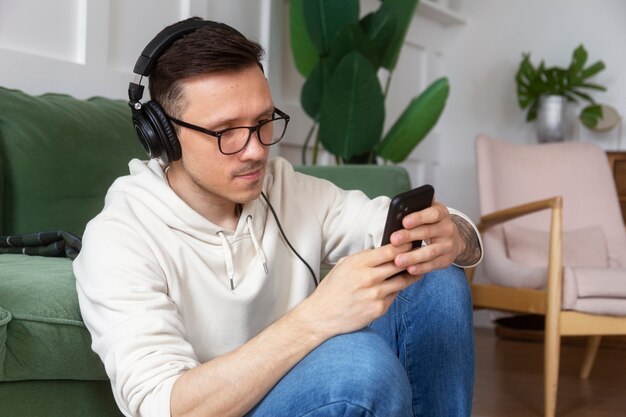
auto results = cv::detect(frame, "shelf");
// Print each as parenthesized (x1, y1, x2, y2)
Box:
(416, 0, 467, 26)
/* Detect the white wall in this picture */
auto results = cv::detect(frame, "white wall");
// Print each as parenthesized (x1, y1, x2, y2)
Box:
(0, 0, 278, 99)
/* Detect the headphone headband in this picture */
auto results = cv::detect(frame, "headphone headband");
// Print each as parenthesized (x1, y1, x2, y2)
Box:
(133, 19, 223, 77)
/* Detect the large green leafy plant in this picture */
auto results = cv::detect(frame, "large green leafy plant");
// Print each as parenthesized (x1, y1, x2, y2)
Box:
(515, 44, 607, 127)
(291, 0, 449, 164)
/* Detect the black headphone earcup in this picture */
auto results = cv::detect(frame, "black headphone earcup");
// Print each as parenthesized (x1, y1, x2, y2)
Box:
(131, 104, 163, 160)
(132, 101, 181, 164)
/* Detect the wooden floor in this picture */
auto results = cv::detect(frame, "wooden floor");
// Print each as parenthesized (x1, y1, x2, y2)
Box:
(472, 328, 626, 417)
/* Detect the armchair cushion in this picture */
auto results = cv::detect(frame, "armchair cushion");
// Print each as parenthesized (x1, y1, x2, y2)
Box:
(504, 224, 609, 268)
(562, 267, 626, 315)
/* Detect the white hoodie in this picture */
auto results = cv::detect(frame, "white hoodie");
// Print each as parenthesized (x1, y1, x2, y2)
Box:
(73, 156, 480, 417)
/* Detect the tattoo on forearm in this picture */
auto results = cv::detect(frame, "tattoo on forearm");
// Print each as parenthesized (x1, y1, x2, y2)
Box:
(451, 214, 482, 266)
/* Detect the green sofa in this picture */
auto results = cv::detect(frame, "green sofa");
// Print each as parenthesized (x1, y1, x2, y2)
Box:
(0, 86, 410, 416)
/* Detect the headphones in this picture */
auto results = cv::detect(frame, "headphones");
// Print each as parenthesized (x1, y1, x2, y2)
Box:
(128, 19, 225, 164)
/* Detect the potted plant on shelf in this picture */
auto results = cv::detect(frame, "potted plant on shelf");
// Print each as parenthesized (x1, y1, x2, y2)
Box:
(290, 0, 449, 165)
(515, 44, 607, 142)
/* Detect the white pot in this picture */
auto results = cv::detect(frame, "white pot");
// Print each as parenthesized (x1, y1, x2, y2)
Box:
(536, 95, 566, 142)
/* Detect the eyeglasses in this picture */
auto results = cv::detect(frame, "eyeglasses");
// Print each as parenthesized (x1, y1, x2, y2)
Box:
(168, 107, 290, 155)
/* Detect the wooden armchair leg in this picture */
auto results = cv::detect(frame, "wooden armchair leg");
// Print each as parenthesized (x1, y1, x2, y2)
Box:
(544, 318, 561, 417)
(580, 335, 601, 379)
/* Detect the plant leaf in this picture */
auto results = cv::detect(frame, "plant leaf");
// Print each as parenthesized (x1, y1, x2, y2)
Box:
(360, 9, 396, 68)
(542, 67, 567, 95)
(562, 92, 578, 103)
(318, 52, 385, 160)
(516, 53, 539, 110)
(328, 24, 380, 70)
(570, 89, 594, 103)
(569, 44, 588, 75)
(303, 0, 359, 55)
(577, 82, 607, 92)
(300, 56, 337, 119)
(301, 63, 323, 119)
(580, 104, 603, 129)
(290, 0, 319, 77)
(580, 61, 606, 80)
(376, 77, 449, 163)
(379, 0, 420, 71)
(526, 100, 539, 121)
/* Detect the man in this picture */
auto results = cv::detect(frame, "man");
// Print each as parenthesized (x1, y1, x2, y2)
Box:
(74, 17, 482, 417)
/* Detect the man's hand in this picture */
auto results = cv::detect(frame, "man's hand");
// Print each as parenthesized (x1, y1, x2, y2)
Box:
(389, 201, 480, 275)
(299, 242, 417, 339)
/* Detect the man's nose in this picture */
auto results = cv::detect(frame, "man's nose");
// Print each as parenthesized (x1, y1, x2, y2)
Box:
(239, 131, 267, 159)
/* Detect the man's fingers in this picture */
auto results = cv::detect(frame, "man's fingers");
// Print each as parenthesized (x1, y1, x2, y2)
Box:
(406, 254, 454, 276)
(391, 204, 452, 246)
(390, 225, 433, 246)
(378, 273, 420, 296)
(358, 243, 412, 267)
(394, 240, 454, 268)
(401, 202, 447, 229)
(368, 261, 408, 283)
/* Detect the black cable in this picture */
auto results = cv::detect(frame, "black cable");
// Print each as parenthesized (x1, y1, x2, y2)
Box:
(261, 192, 319, 287)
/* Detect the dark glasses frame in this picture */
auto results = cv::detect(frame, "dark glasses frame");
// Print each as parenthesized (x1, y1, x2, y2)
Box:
(168, 107, 290, 155)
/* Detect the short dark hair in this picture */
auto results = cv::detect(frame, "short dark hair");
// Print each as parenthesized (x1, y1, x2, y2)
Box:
(149, 17, 265, 120)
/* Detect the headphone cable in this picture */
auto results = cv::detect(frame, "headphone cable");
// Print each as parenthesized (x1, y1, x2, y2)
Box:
(261, 192, 319, 287)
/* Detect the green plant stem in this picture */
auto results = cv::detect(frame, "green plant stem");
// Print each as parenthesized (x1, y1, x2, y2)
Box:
(312, 133, 320, 165)
(383, 70, 393, 99)
(301, 122, 317, 165)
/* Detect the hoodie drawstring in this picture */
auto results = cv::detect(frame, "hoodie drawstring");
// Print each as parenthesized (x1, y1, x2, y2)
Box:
(217, 231, 235, 290)
(216, 215, 268, 291)
(246, 215, 269, 275)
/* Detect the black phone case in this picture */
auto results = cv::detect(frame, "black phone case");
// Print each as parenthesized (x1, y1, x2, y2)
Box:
(380, 184, 435, 248)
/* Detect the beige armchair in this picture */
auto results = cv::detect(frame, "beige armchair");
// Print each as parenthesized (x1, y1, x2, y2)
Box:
(469, 134, 626, 417)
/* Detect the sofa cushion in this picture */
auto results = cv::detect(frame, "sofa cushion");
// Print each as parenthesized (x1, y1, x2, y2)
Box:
(0, 380, 124, 417)
(0, 254, 107, 381)
(0, 86, 144, 236)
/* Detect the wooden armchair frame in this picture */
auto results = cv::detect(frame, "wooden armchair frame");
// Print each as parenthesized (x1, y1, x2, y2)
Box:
(467, 196, 626, 417)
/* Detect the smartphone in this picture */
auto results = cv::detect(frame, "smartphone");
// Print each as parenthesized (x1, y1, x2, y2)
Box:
(380, 184, 435, 248)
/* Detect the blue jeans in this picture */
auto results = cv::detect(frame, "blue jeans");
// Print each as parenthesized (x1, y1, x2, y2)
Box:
(246, 266, 474, 417)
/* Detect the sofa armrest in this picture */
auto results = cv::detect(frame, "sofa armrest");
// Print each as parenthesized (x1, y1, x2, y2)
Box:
(294, 164, 411, 198)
